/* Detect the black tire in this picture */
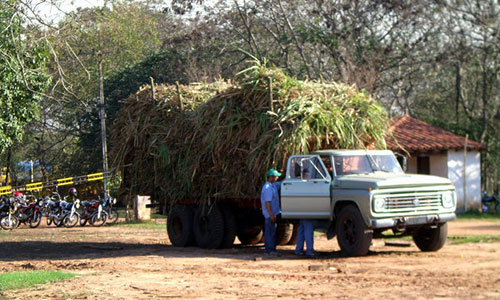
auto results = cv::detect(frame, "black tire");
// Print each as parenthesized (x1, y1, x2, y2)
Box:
(0, 215, 19, 230)
(80, 217, 88, 227)
(29, 212, 42, 228)
(276, 222, 294, 245)
(287, 223, 299, 245)
(336, 204, 373, 257)
(237, 225, 263, 245)
(46, 217, 53, 226)
(412, 223, 448, 252)
(90, 212, 107, 227)
(106, 207, 120, 224)
(54, 216, 64, 227)
(219, 206, 237, 249)
(167, 205, 195, 247)
(193, 205, 224, 249)
(64, 213, 80, 228)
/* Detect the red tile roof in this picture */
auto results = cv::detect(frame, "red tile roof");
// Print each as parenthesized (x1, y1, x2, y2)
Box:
(386, 115, 485, 152)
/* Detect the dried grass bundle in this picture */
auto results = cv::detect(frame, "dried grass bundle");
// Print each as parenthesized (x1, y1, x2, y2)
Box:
(111, 64, 389, 203)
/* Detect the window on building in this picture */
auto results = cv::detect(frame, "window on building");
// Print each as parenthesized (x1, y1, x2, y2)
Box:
(417, 156, 430, 174)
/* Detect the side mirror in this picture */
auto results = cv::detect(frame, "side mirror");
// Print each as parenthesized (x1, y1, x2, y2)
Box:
(395, 153, 407, 172)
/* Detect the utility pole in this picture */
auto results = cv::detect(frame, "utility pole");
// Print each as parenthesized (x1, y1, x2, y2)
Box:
(98, 43, 108, 198)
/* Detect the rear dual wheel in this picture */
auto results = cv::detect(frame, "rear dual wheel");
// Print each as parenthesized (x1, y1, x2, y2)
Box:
(276, 223, 294, 245)
(193, 205, 224, 249)
(237, 225, 263, 245)
(167, 205, 195, 247)
(167, 204, 237, 249)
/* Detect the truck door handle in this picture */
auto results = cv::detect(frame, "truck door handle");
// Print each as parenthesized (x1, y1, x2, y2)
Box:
(283, 182, 290, 186)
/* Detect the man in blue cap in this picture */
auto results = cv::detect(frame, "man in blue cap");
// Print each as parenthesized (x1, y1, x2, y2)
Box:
(261, 168, 282, 255)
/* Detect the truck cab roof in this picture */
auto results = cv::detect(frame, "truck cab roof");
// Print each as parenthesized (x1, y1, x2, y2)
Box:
(313, 149, 395, 156)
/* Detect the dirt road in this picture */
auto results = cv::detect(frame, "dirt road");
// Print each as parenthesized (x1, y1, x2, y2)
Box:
(1, 219, 499, 300)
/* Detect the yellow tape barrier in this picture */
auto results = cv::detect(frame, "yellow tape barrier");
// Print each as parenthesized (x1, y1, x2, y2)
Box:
(0, 172, 109, 196)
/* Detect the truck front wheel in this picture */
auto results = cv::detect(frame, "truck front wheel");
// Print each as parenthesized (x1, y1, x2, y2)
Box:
(336, 205, 372, 257)
(412, 223, 448, 252)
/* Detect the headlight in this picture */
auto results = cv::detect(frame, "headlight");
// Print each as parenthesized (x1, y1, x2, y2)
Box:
(442, 191, 455, 208)
(373, 195, 386, 211)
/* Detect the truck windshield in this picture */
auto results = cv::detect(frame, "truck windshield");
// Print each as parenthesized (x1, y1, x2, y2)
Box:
(333, 154, 403, 175)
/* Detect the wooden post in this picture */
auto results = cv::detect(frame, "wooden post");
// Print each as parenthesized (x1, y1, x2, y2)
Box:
(150, 77, 156, 101)
(267, 77, 273, 112)
(463, 134, 468, 212)
(176, 81, 184, 113)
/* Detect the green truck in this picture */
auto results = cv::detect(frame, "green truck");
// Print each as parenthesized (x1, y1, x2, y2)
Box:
(166, 149, 456, 256)
(280, 149, 457, 256)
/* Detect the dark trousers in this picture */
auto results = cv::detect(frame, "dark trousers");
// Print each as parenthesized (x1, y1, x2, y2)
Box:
(264, 217, 277, 253)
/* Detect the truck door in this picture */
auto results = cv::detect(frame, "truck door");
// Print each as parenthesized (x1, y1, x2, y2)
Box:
(280, 155, 331, 219)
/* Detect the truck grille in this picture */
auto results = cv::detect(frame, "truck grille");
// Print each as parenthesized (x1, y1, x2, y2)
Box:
(383, 192, 442, 212)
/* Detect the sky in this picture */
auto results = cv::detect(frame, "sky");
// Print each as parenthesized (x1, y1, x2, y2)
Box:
(36, 0, 106, 23)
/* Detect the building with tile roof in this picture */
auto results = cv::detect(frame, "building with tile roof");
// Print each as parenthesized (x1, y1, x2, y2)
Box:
(387, 115, 485, 212)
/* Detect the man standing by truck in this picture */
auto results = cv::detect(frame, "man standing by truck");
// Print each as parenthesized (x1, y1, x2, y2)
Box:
(261, 169, 282, 255)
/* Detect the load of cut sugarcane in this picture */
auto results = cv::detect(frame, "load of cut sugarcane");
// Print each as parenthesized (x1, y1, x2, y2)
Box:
(111, 62, 389, 203)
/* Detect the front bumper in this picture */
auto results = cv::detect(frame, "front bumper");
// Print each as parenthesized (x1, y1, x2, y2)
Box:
(370, 213, 456, 229)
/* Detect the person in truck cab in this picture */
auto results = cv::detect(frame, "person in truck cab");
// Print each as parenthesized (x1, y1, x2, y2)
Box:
(261, 168, 282, 255)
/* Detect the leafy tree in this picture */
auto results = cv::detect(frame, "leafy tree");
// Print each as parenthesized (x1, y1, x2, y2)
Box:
(0, 0, 50, 150)
(18, 0, 164, 178)
(0, 0, 50, 184)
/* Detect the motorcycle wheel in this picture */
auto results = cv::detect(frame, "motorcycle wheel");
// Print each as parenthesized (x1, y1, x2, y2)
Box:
(29, 212, 42, 228)
(90, 212, 107, 227)
(80, 217, 88, 227)
(0, 215, 19, 230)
(46, 217, 53, 226)
(64, 213, 80, 228)
(54, 216, 64, 227)
(106, 208, 120, 224)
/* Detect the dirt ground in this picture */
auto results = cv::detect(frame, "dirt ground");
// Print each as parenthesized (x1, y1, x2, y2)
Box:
(0, 219, 499, 300)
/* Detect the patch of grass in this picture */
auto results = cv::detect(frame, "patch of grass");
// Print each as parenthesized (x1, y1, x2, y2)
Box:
(456, 211, 500, 221)
(380, 233, 413, 241)
(448, 234, 500, 244)
(152, 213, 167, 219)
(0, 271, 76, 291)
(110, 220, 165, 229)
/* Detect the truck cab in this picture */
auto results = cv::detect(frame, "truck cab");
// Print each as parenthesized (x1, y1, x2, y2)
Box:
(280, 149, 457, 256)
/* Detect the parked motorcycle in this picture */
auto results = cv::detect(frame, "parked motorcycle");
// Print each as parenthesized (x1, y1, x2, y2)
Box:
(60, 198, 81, 227)
(80, 199, 106, 226)
(0, 196, 20, 230)
(100, 193, 119, 224)
(15, 195, 42, 228)
(44, 192, 65, 227)
(481, 191, 500, 214)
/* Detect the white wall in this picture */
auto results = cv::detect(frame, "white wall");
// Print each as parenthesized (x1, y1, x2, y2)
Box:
(447, 150, 482, 212)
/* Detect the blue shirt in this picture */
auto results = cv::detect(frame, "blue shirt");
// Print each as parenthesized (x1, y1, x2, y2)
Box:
(260, 181, 281, 219)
